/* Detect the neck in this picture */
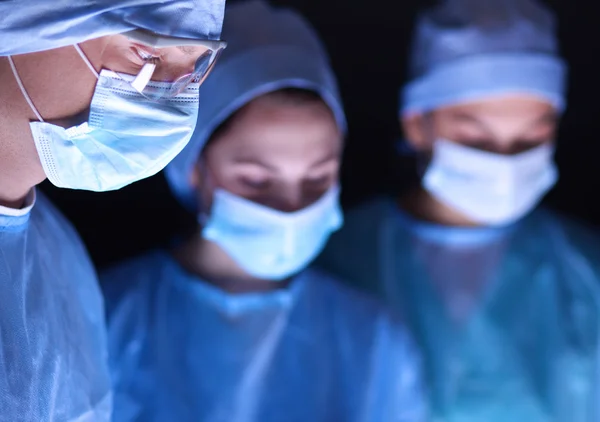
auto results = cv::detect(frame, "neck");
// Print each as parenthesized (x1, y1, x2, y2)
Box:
(172, 229, 290, 294)
(0, 58, 46, 209)
(400, 185, 482, 227)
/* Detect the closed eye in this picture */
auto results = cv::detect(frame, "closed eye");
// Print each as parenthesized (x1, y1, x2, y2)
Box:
(304, 176, 332, 190)
(240, 177, 270, 190)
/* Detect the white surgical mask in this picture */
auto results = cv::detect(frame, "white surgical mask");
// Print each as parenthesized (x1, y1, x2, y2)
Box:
(423, 139, 558, 225)
(9, 47, 199, 192)
(201, 186, 343, 280)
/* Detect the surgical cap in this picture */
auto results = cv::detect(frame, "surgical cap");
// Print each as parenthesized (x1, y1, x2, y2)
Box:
(0, 0, 225, 56)
(401, 0, 567, 116)
(166, 0, 346, 212)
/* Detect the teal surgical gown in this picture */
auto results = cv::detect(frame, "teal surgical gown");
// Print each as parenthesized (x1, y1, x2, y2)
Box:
(102, 250, 427, 422)
(317, 197, 600, 422)
(0, 191, 111, 421)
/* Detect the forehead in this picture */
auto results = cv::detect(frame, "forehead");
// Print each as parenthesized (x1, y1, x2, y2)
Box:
(211, 95, 342, 155)
(434, 95, 558, 120)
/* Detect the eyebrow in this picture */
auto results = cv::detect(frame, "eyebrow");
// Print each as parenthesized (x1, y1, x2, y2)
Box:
(233, 158, 278, 172)
(308, 152, 339, 169)
(451, 110, 557, 134)
(177, 46, 201, 55)
(233, 153, 339, 172)
(450, 112, 494, 137)
(530, 112, 558, 127)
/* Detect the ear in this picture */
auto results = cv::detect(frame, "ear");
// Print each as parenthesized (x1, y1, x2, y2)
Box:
(401, 113, 429, 152)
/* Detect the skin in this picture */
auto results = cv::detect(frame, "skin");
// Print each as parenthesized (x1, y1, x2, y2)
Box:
(173, 93, 343, 293)
(400, 95, 559, 227)
(0, 35, 209, 209)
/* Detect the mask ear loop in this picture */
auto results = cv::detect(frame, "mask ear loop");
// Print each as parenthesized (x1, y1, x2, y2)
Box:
(73, 44, 99, 79)
(76, 41, 156, 93)
(7, 45, 99, 123)
(7, 56, 45, 122)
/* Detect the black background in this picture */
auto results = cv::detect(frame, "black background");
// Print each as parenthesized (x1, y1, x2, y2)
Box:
(41, 0, 600, 270)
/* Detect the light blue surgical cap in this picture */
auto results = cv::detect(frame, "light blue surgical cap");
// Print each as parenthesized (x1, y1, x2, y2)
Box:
(0, 0, 225, 56)
(401, 0, 567, 116)
(166, 0, 346, 211)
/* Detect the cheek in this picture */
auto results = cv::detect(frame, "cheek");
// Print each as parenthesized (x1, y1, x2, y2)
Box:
(332, 164, 342, 181)
(94, 35, 143, 76)
(527, 125, 557, 142)
(195, 159, 244, 212)
(405, 115, 440, 153)
(22, 54, 97, 120)
(431, 118, 464, 142)
(191, 170, 214, 213)
(197, 180, 215, 213)
(193, 159, 219, 212)
(203, 166, 243, 196)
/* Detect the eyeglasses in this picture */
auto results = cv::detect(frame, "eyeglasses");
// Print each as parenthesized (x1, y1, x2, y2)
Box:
(102, 29, 227, 100)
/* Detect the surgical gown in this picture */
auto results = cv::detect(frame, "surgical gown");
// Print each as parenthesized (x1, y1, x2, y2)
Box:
(102, 250, 427, 422)
(0, 191, 111, 421)
(317, 197, 600, 422)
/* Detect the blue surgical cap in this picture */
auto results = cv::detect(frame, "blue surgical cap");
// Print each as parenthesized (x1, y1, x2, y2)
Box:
(401, 0, 567, 116)
(166, 0, 346, 212)
(0, 0, 225, 56)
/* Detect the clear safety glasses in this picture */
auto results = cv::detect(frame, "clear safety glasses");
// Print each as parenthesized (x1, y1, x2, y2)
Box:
(99, 29, 227, 100)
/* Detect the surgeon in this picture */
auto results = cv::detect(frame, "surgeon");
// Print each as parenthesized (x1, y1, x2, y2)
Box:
(0, 1, 225, 420)
(318, 0, 600, 420)
(102, 2, 427, 421)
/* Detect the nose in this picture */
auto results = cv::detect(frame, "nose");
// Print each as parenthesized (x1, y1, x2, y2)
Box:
(271, 187, 305, 213)
(491, 144, 515, 155)
(492, 141, 544, 156)
(276, 192, 304, 213)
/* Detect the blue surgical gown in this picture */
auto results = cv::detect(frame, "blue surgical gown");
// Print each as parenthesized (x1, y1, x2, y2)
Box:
(0, 191, 111, 421)
(317, 197, 600, 422)
(102, 250, 427, 422)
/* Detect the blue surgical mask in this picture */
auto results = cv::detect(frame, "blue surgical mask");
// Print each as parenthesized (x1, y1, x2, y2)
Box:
(423, 139, 558, 225)
(202, 186, 343, 280)
(9, 51, 199, 192)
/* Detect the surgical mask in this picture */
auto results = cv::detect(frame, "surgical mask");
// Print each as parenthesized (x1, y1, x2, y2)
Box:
(201, 186, 343, 280)
(8, 46, 199, 192)
(423, 139, 558, 225)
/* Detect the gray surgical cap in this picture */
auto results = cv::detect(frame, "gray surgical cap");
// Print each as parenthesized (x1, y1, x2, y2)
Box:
(166, 0, 346, 211)
(401, 0, 567, 116)
(1, 0, 225, 56)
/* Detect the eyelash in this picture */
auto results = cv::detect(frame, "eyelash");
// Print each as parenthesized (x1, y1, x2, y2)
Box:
(240, 178, 270, 190)
(132, 45, 162, 62)
(305, 176, 331, 188)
